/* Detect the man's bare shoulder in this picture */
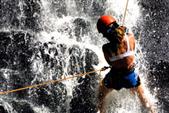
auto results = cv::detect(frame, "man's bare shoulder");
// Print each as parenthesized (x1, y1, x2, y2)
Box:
(127, 32, 135, 41)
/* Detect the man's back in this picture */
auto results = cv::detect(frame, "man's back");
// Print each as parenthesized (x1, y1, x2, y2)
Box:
(102, 33, 135, 70)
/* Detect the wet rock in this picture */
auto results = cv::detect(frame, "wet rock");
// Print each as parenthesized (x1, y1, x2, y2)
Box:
(148, 60, 169, 112)
(73, 18, 90, 41)
(0, 31, 34, 71)
(30, 83, 67, 113)
(139, 0, 169, 62)
(84, 49, 99, 66)
(70, 48, 99, 113)
(0, 31, 35, 99)
(0, 105, 8, 113)
(0, 32, 12, 68)
(139, 1, 169, 112)
(12, 101, 35, 113)
(0, 0, 41, 31)
(67, 45, 83, 75)
(23, 0, 42, 31)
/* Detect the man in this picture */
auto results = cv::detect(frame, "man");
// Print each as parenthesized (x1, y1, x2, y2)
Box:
(97, 15, 156, 113)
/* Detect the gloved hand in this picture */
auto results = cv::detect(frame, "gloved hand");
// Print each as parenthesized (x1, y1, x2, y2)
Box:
(101, 66, 111, 71)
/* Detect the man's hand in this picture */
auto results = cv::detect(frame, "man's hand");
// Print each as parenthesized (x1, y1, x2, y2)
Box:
(101, 66, 111, 71)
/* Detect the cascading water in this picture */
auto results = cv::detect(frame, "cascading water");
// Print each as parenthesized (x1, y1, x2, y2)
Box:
(0, 0, 166, 113)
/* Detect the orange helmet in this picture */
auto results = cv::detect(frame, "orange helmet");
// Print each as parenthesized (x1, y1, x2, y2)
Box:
(97, 15, 116, 33)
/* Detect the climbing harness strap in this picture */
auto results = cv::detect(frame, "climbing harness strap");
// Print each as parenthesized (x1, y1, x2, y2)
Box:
(109, 35, 135, 62)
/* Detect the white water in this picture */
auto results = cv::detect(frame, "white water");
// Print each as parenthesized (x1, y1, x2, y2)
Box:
(35, 0, 157, 113)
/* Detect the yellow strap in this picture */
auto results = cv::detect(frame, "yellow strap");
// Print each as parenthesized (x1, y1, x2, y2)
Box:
(0, 69, 106, 95)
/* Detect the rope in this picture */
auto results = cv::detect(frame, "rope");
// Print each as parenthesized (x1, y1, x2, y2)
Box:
(0, 64, 90, 87)
(122, 0, 129, 26)
(0, 66, 111, 95)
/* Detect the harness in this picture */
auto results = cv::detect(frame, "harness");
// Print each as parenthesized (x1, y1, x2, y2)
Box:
(109, 35, 135, 62)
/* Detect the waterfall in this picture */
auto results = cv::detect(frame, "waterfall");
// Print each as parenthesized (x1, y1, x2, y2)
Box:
(0, 0, 162, 113)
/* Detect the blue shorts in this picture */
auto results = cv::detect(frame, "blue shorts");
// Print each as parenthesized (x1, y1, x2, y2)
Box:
(103, 70, 140, 90)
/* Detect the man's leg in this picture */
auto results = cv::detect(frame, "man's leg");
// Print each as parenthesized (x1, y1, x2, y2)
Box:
(98, 80, 113, 113)
(135, 84, 156, 113)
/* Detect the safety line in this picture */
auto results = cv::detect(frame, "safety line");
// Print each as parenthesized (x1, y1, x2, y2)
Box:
(0, 64, 91, 87)
(122, 0, 129, 26)
(0, 67, 110, 95)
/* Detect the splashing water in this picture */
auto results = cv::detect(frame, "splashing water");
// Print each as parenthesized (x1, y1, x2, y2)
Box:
(105, 0, 141, 28)
(0, 0, 158, 113)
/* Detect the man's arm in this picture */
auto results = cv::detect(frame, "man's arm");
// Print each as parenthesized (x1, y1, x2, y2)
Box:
(102, 44, 112, 65)
(128, 32, 136, 51)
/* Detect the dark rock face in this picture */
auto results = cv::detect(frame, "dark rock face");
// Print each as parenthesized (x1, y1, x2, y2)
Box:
(11, 101, 35, 113)
(0, 106, 8, 113)
(139, 0, 169, 62)
(139, 0, 169, 112)
(0, 31, 34, 99)
(148, 61, 169, 112)
(69, 48, 99, 113)
(31, 41, 99, 113)
(73, 18, 90, 41)
(0, 0, 41, 31)
(30, 83, 68, 113)
(35, 41, 100, 113)
(0, 30, 99, 113)
(0, 100, 36, 113)
(0, 31, 33, 70)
